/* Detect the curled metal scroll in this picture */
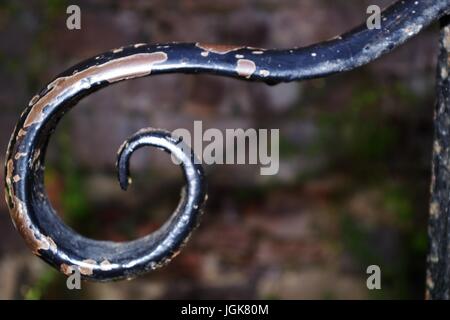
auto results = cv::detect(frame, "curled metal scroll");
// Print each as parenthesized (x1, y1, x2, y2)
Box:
(4, 0, 450, 281)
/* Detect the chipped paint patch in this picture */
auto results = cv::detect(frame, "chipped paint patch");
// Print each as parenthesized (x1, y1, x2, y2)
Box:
(236, 59, 256, 78)
(429, 254, 439, 263)
(100, 259, 113, 271)
(430, 201, 440, 218)
(434, 141, 442, 154)
(403, 24, 422, 37)
(46, 236, 57, 252)
(29, 95, 40, 106)
(171, 250, 181, 259)
(17, 129, 27, 138)
(117, 140, 129, 155)
(5, 159, 14, 187)
(32, 149, 41, 164)
(196, 43, 244, 55)
(441, 67, 448, 79)
(5, 157, 55, 255)
(14, 152, 27, 160)
(23, 52, 168, 128)
(9, 195, 52, 255)
(426, 274, 435, 289)
(443, 27, 450, 51)
(79, 259, 97, 275)
(47, 78, 64, 91)
(60, 264, 74, 276)
(260, 69, 270, 77)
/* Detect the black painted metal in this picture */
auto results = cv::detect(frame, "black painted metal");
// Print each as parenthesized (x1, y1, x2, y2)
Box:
(427, 16, 450, 300)
(4, 0, 450, 284)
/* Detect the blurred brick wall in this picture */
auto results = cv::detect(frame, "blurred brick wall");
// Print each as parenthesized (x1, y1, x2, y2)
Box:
(0, 0, 438, 299)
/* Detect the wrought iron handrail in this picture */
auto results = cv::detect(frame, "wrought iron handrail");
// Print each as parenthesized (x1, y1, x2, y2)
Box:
(4, 0, 450, 298)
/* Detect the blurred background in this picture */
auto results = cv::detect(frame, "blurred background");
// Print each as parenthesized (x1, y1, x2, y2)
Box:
(0, 0, 439, 299)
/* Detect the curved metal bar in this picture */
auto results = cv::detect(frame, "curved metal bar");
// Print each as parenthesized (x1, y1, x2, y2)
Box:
(4, 0, 450, 281)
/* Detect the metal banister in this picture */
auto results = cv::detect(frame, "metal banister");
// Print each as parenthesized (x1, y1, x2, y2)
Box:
(4, 0, 450, 297)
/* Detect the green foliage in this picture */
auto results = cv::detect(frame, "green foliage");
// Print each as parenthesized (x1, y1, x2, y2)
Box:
(382, 183, 413, 227)
(24, 268, 58, 300)
(318, 86, 397, 164)
(45, 0, 68, 19)
(340, 214, 379, 266)
(58, 126, 90, 225)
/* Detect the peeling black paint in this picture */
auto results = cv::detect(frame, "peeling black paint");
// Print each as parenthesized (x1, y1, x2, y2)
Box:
(4, 0, 450, 282)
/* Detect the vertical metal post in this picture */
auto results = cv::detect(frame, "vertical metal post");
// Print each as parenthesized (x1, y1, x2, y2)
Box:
(427, 16, 450, 300)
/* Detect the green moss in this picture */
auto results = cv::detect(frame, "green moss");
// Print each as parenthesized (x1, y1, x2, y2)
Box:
(57, 122, 90, 226)
(233, 185, 271, 202)
(339, 212, 410, 299)
(24, 268, 58, 300)
(0, 0, 20, 15)
(411, 230, 428, 254)
(340, 214, 379, 265)
(382, 183, 413, 227)
(391, 82, 420, 105)
(316, 83, 399, 174)
(45, 0, 68, 19)
(278, 135, 301, 158)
